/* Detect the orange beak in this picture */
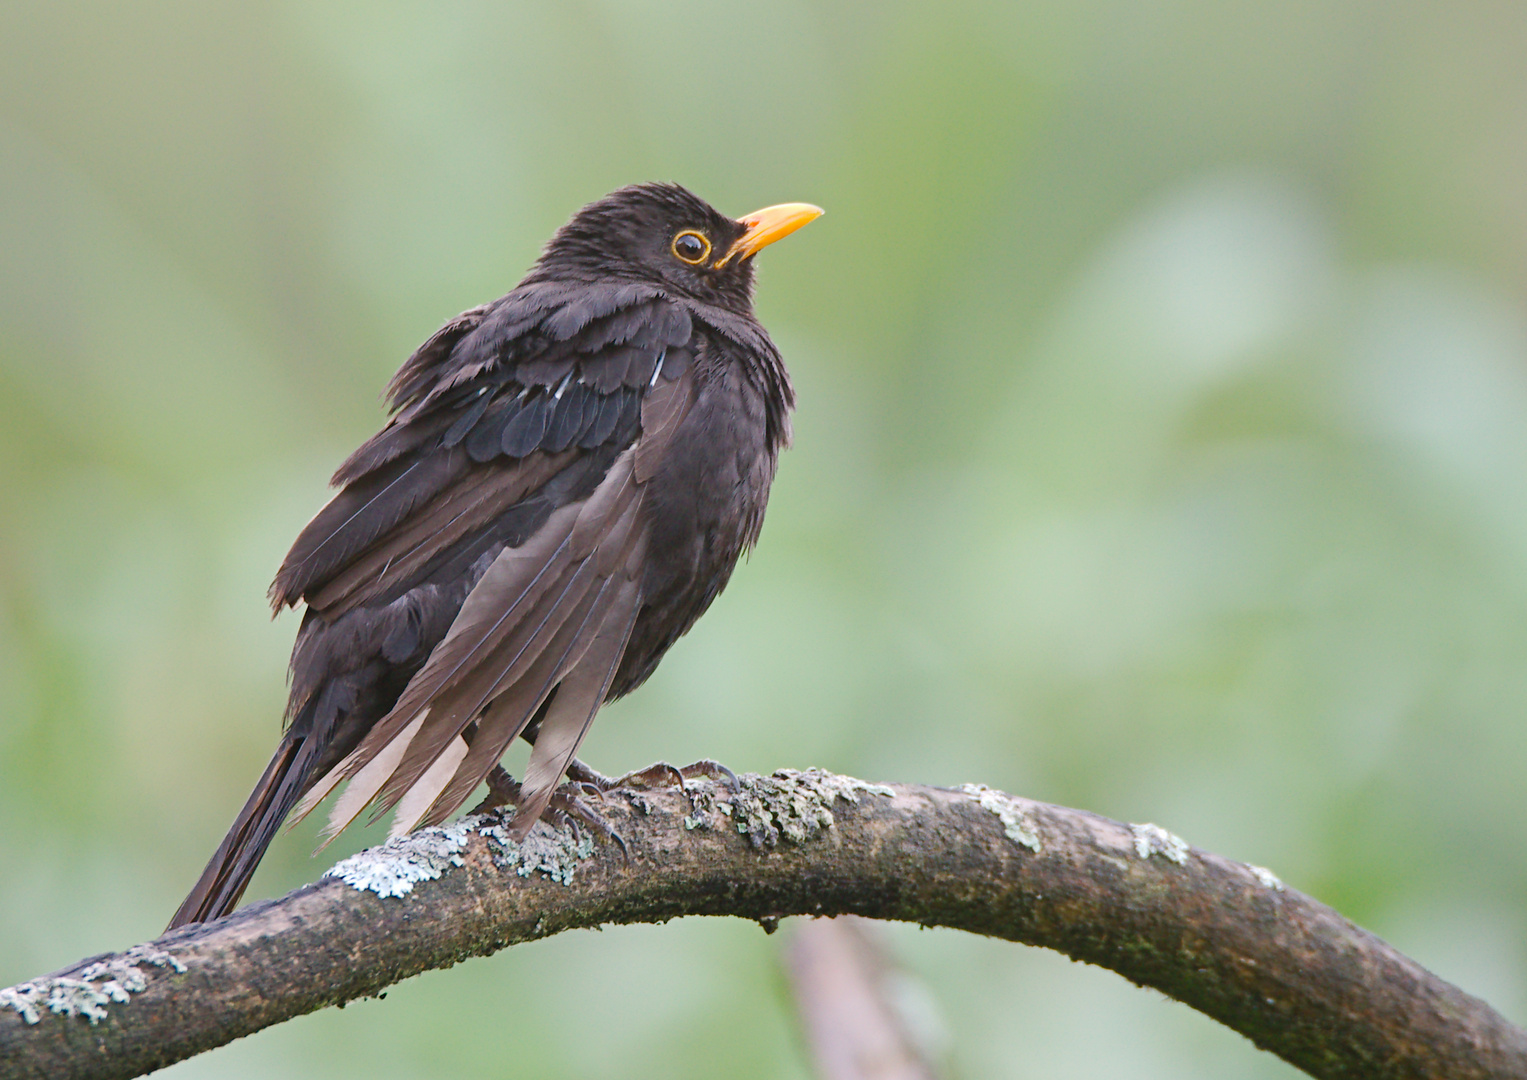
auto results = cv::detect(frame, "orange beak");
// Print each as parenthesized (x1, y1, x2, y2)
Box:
(716, 202, 824, 267)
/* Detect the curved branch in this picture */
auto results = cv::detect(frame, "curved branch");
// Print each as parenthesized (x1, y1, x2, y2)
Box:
(1, 770, 1522, 1080)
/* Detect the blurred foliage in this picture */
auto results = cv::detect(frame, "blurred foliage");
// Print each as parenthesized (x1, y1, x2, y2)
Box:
(4, 1, 1527, 1076)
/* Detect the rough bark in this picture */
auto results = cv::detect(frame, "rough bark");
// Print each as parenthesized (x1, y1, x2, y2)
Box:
(1, 770, 1522, 1080)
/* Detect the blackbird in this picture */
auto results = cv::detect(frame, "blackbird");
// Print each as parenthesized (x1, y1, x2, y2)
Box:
(169, 184, 821, 929)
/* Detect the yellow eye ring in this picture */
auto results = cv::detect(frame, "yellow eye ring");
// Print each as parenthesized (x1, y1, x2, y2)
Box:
(671, 230, 712, 265)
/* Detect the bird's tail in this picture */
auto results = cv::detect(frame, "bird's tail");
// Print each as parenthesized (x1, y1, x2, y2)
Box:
(167, 732, 315, 930)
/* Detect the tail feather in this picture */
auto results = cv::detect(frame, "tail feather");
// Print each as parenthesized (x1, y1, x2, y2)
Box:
(167, 733, 316, 930)
(511, 578, 640, 835)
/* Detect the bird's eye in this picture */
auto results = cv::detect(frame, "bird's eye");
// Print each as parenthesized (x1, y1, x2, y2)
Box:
(671, 230, 711, 265)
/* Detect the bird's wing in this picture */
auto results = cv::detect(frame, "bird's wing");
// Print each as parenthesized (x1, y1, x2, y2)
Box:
(275, 282, 697, 839)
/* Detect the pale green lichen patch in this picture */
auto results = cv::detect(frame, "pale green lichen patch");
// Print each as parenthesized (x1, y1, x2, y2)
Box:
(1130, 822, 1190, 865)
(478, 819, 595, 884)
(1247, 864, 1284, 891)
(329, 814, 597, 896)
(328, 820, 473, 898)
(959, 784, 1042, 852)
(729, 768, 895, 849)
(0, 944, 186, 1026)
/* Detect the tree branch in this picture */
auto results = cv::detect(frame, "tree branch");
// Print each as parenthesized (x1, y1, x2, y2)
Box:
(2, 769, 1522, 1080)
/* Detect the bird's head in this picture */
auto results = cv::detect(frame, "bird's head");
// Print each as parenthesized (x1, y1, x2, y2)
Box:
(532, 183, 822, 311)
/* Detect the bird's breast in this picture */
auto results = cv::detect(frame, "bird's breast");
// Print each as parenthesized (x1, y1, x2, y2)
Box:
(613, 362, 779, 695)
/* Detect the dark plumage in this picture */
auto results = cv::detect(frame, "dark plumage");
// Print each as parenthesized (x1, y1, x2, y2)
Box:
(169, 183, 821, 929)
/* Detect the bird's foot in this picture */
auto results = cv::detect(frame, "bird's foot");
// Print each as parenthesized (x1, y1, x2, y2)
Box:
(547, 784, 629, 858)
(611, 761, 690, 792)
(480, 765, 629, 857)
(566, 758, 741, 818)
(571, 758, 737, 793)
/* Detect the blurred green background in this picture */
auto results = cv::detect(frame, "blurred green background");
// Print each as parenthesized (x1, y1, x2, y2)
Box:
(4, 1, 1527, 1076)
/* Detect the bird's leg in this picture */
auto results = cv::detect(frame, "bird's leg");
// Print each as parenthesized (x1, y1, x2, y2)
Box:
(564, 757, 621, 795)
(469, 765, 522, 815)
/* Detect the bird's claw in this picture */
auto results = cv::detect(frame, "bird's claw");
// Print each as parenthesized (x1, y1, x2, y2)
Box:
(564, 758, 621, 793)
(677, 759, 740, 794)
(547, 785, 629, 861)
